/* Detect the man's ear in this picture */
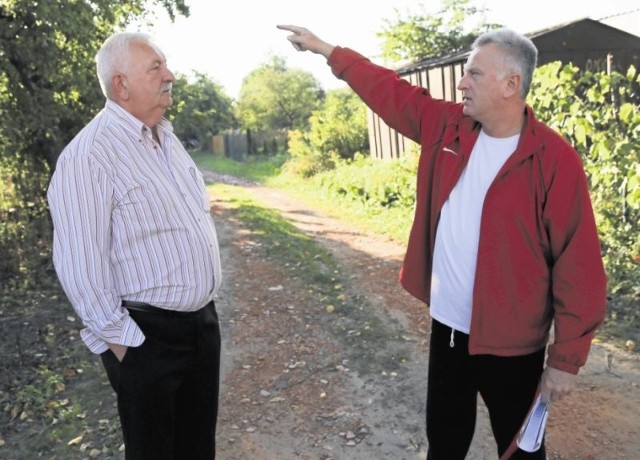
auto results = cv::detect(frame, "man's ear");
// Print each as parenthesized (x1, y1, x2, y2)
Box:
(503, 73, 521, 98)
(111, 74, 129, 101)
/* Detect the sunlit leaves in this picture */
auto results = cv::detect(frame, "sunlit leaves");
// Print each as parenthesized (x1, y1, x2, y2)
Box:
(532, 61, 640, 297)
(628, 163, 640, 209)
(167, 72, 236, 149)
(285, 88, 369, 178)
(236, 55, 324, 132)
(619, 103, 637, 124)
(377, 0, 502, 64)
(0, 0, 189, 286)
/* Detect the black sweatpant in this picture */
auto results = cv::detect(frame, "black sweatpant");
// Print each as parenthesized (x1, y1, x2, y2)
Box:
(426, 319, 546, 459)
(101, 301, 221, 460)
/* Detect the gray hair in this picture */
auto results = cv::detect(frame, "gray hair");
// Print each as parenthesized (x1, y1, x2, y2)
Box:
(95, 32, 156, 99)
(473, 28, 538, 99)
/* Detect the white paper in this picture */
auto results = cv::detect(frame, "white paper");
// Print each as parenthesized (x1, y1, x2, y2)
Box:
(516, 392, 549, 452)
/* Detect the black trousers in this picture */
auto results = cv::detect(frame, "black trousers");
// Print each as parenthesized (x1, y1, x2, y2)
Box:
(101, 301, 221, 460)
(426, 319, 546, 460)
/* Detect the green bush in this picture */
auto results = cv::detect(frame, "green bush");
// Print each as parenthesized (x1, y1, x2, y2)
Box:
(314, 151, 418, 211)
(0, 154, 52, 288)
(286, 88, 369, 177)
(530, 63, 640, 299)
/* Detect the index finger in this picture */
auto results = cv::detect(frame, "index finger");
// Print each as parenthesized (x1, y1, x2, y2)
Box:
(276, 24, 302, 33)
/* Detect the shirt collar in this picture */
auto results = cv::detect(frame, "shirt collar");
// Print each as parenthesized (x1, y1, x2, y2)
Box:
(104, 100, 174, 139)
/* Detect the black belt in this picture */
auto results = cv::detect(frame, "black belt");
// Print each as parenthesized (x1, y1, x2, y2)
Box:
(122, 300, 205, 317)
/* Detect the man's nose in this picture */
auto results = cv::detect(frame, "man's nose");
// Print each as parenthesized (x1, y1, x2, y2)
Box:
(457, 75, 468, 91)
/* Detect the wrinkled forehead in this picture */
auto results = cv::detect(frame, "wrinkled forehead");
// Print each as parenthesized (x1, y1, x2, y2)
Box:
(128, 39, 166, 62)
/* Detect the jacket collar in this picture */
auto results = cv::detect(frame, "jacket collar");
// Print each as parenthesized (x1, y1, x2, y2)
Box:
(444, 105, 543, 162)
(509, 105, 543, 160)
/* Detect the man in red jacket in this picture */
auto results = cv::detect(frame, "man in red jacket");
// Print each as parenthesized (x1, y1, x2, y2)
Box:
(278, 24, 607, 459)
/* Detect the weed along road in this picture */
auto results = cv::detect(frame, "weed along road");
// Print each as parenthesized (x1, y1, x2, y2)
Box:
(204, 170, 640, 460)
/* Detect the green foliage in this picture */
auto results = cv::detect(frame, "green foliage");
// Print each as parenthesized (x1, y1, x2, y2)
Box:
(0, 154, 52, 287)
(285, 129, 338, 178)
(299, 150, 420, 245)
(190, 150, 287, 184)
(235, 55, 324, 131)
(0, 0, 189, 286)
(530, 62, 640, 301)
(313, 152, 418, 212)
(0, 0, 189, 167)
(1, 1, 103, 167)
(377, 0, 502, 64)
(285, 88, 369, 177)
(167, 72, 236, 150)
(8, 366, 66, 419)
(193, 148, 418, 245)
(308, 88, 370, 160)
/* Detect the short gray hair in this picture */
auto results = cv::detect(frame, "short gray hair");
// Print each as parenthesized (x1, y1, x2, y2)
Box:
(473, 28, 538, 99)
(95, 32, 155, 99)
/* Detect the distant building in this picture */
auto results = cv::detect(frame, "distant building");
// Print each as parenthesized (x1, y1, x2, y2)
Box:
(369, 17, 640, 160)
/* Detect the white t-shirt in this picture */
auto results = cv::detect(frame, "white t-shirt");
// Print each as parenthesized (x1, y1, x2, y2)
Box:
(430, 130, 520, 333)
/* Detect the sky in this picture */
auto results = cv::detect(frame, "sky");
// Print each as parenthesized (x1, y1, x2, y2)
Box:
(130, 0, 639, 99)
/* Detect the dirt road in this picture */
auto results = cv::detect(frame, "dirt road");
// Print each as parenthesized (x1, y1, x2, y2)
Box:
(206, 172, 640, 460)
(2, 171, 636, 460)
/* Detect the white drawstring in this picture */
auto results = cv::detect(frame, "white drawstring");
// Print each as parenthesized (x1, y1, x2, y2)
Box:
(450, 328, 455, 348)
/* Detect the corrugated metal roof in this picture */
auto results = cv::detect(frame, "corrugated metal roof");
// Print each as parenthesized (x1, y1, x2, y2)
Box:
(395, 17, 640, 76)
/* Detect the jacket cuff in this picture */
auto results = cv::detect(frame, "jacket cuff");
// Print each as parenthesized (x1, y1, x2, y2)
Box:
(327, 46, 369, 80)
(546, 355, 581, 375)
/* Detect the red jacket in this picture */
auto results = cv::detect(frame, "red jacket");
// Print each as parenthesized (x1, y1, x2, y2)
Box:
(328, 47, 607, 374)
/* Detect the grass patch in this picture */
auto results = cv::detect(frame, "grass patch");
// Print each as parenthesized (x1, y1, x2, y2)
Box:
(192, 151, 286, 184)
(210, 183, 340, 297)
(194, 151, 415, 245)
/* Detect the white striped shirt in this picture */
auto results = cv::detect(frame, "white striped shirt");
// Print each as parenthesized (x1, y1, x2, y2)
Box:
(48, 101, 222, 354)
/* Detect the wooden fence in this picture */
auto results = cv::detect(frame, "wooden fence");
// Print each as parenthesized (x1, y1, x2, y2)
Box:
(211, 129, 288, 161)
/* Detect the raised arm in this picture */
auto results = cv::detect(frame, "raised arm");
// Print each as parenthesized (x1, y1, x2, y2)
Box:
(276, 24, 336, 59)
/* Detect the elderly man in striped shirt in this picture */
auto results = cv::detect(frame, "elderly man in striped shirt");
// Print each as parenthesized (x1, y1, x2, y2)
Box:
(47, 31, 222, 460)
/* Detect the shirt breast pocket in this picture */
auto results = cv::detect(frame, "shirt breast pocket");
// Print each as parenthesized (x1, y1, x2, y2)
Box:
(114, 184, 165, 225)
(187, 167, 211, 213)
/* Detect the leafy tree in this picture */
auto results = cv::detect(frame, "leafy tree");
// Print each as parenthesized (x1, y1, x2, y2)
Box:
(377, 0, 501, 64)
(306, 88, 369, 161)
(167, 72, 237, 150)
(0, 0, 188, 286)
(286, 88, 369, 177)
(530, 62, 640, 302)
(0, 0, 189, 168)
(235, 55, 324, 132)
